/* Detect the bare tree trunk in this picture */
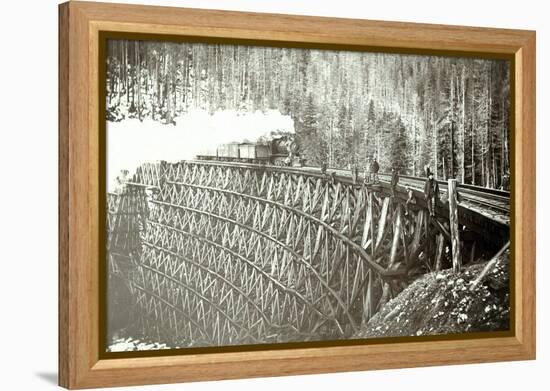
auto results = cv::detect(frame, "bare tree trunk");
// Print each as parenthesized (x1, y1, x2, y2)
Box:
(450, 121, 454, 179)
(116, 41, 122, 106)
(163, 43, 172, 124)
(461, 65, 466, 183)
(432, 110, 438, 178)
(124, 41, 129, 107)
(487, 64, 493, 187)
(470, 68, 476, 185)
(413, 95, 417, 176)
(499, 90, 507, 187)
(450, 66, 455, 179)
(448, 179, 462, 273)
(469, 242, 510, 291)
(135, 41, 142, 121)
(471, 120, 475, 185)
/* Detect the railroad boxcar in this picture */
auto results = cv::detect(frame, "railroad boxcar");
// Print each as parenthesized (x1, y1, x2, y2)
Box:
(217, 142, 240, 161)
(238, 143, 271, 163)
(196, 147, 218, 161)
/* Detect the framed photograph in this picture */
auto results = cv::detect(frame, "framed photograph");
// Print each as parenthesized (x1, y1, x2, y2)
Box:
(59, 1, 536, 389)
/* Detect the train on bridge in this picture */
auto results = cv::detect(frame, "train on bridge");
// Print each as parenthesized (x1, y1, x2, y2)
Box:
(196, 136, 303, 166)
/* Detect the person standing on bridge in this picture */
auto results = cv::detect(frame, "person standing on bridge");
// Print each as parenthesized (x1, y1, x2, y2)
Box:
(390, 167, 399, 197)
(501, 169, 510, 191)
(404, 186, 416, 216)
(284, 155, 292, 167)
(321, 162, 327, 176)
(424, 172, 440, 217)
(424, 165, 432, 178)
(351, 164, 359, 185)
(370, 158, 380, 183)
(364, 157, 372, 183)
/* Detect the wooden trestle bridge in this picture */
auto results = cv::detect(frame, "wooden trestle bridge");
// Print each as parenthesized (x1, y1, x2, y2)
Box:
(107, 160, 510, 348)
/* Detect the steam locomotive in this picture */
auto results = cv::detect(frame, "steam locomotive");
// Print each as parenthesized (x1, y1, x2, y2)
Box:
(196, 136, 302, 166)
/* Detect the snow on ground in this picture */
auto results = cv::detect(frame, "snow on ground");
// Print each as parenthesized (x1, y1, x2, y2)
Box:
(107, 337, 170, 352)
(107, 109, 294, 192)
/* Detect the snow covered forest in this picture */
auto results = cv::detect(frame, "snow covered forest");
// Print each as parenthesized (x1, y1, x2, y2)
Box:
(106, 40, 511, 188)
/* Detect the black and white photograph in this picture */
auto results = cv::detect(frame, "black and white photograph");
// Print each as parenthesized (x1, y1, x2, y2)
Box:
(105, 38, 511, 352)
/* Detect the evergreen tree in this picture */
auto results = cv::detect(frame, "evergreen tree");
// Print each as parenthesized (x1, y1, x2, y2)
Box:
(296, 94, 325, 165)
(105, 40, 511, 189)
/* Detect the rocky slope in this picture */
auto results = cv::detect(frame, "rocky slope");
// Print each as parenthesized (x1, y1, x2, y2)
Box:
(354, 249, 510, 339)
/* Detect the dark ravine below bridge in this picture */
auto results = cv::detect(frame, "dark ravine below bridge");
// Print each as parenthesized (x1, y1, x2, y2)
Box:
(106, 160, 510, 350)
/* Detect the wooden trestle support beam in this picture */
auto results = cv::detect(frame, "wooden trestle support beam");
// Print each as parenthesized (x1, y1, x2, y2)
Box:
(106, 161, 507, 348)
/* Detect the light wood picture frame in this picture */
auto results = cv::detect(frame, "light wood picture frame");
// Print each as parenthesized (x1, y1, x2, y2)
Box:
(59, 1, 536, 389)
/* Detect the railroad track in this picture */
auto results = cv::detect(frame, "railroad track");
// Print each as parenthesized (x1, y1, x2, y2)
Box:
(187, 159, 511, 217)
(298, 165, 510, 216)
(377, 173, 510, 215)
